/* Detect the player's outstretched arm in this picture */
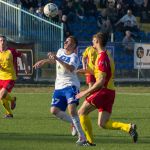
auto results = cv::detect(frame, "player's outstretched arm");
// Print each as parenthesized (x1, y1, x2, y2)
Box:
(33, 59, 51, 69)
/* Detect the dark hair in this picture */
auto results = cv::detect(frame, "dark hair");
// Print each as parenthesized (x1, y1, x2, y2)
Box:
(68, 35, 78, 48)
(0, 35, 7, 40)
(93, 32, 108, 47)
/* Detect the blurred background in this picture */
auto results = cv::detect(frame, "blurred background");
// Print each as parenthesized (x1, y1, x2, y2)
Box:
(0, 0, 150, 84)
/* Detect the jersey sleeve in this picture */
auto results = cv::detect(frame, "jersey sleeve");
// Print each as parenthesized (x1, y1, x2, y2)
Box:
(9, 48, 22, 57)
(69, 54, 79, 69)
(82, 47, 89, 58)
(98, 53, 109, 72)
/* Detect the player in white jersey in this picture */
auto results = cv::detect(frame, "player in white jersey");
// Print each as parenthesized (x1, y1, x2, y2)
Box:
(33, 36, 88, 146)
(54, 48, 80, 89)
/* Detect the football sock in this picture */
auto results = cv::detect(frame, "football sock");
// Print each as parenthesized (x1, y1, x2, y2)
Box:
(5, 94, 13, 101)
(55, 111, 72, 123)
(1, 99, 12, 115)
(80, 115, 94, 143)
(71, 115, 86, 139)
(104, 120, 131, 132)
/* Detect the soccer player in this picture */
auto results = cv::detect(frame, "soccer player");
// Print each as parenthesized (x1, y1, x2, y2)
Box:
(76, 32, 138, 145)
(33, 36, 88, 146)
(0, 35, 29, 118)
(81, 46, 97, 88)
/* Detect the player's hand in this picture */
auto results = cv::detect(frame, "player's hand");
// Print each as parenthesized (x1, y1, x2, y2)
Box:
(47, 52, 57, 61)
(33, 60, 45, 69)
(76, 90, 87, 99)
(76, 69, 87, 74)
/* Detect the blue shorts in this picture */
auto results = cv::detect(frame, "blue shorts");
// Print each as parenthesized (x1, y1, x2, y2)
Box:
(51, 86, 79, 111)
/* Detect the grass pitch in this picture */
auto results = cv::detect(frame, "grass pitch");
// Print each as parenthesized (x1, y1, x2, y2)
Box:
(0, 87, 150, 150)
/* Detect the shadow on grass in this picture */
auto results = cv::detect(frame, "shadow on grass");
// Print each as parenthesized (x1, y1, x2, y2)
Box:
(0, 133, 73, 143)
(0, 133, 149, 144)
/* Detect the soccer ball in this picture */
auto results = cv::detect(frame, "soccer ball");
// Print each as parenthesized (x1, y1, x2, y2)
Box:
(43, 3, 58, 18)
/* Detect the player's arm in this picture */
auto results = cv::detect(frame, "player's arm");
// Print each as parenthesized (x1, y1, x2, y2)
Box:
(33, 59, 53, 69)
(82, 56, 87, 70)
(48, 53, 75, 72)
(76, 73, 106, 99)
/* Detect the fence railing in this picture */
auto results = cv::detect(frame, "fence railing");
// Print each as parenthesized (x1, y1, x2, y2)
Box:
(0, 0, 64, 81)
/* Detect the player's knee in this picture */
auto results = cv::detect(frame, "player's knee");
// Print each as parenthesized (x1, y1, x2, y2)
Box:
(78, 108, 85, 116)
(50, 107, 58, 116)
(68, 109, 77, 117)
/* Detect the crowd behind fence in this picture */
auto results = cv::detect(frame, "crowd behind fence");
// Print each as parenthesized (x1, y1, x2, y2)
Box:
(0, 0, 150, 82)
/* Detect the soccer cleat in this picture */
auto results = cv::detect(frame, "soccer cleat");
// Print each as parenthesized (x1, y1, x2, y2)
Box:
(76, 136, 87, 146)
(83, 141, 96, 146)
(85, 141, 96, 146)
(11, 97, 16, 110)
(3, 114, 13, 119)
(71, 124, 77, 136)
(129, 124, 138, 143)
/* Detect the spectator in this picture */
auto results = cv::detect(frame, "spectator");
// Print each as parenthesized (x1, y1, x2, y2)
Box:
(97, 9, 108, 29)
(61, 15, 72, 38)
(115, 3, 125, 20)
(74, 0, 84, 20)
(36, 6, 44, 18)
(115, 9, 139, 32)
(100, 19, 113, 38)
(122, 30, 135, 54)
(62, 0, 76, 22)
(105, 0, 118, 24)
(29, 7, 35, 14)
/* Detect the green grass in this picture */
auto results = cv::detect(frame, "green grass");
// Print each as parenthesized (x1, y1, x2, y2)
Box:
(0, 87, 150, 150)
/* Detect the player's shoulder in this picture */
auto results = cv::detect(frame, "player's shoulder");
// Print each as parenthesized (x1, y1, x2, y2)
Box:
(85, 46, 93, 51)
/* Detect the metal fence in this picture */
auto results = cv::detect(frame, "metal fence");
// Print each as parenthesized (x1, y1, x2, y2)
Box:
(0, 0, 64, 81)
(77, 41, 150, 82)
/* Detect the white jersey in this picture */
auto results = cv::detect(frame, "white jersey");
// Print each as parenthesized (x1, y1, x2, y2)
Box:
(55, 48, 80, 89)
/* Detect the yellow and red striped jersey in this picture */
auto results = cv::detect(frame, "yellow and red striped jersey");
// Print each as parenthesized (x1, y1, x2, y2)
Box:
(0, 48, 22, 80)
(82, 46, 98, 71)
(94, 50, 115, 90)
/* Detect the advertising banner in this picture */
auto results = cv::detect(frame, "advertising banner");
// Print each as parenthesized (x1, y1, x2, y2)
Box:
(134, 43, 150, 69)
(17, 49, 34, 80)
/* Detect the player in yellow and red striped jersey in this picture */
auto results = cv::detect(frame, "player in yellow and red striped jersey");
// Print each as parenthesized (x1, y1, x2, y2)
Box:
(76, 32, 138, 146)
(0, 35, 29, 118)
(81, 46, 97, 88)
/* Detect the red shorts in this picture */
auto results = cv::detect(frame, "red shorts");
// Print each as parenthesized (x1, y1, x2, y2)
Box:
(0, 80, 15, 92)
(86, 88, 115, 113)
(85, 74, 96, 84)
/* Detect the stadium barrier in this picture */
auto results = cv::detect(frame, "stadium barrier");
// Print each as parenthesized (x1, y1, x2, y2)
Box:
(0, 0, 64, 82)
(1, 0, 150, 83)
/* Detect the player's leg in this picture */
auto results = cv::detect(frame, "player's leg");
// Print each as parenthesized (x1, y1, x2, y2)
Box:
(50, 89, 75, 135)
(50, 106, 72, 123)
(66, 86, 88, 145)
(0, 88, 13, 118)
(98, 111, 138, 142)
(78, 100, 96, 145)
(5, 94, 16, 110)
(68, 103, 87, 145)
